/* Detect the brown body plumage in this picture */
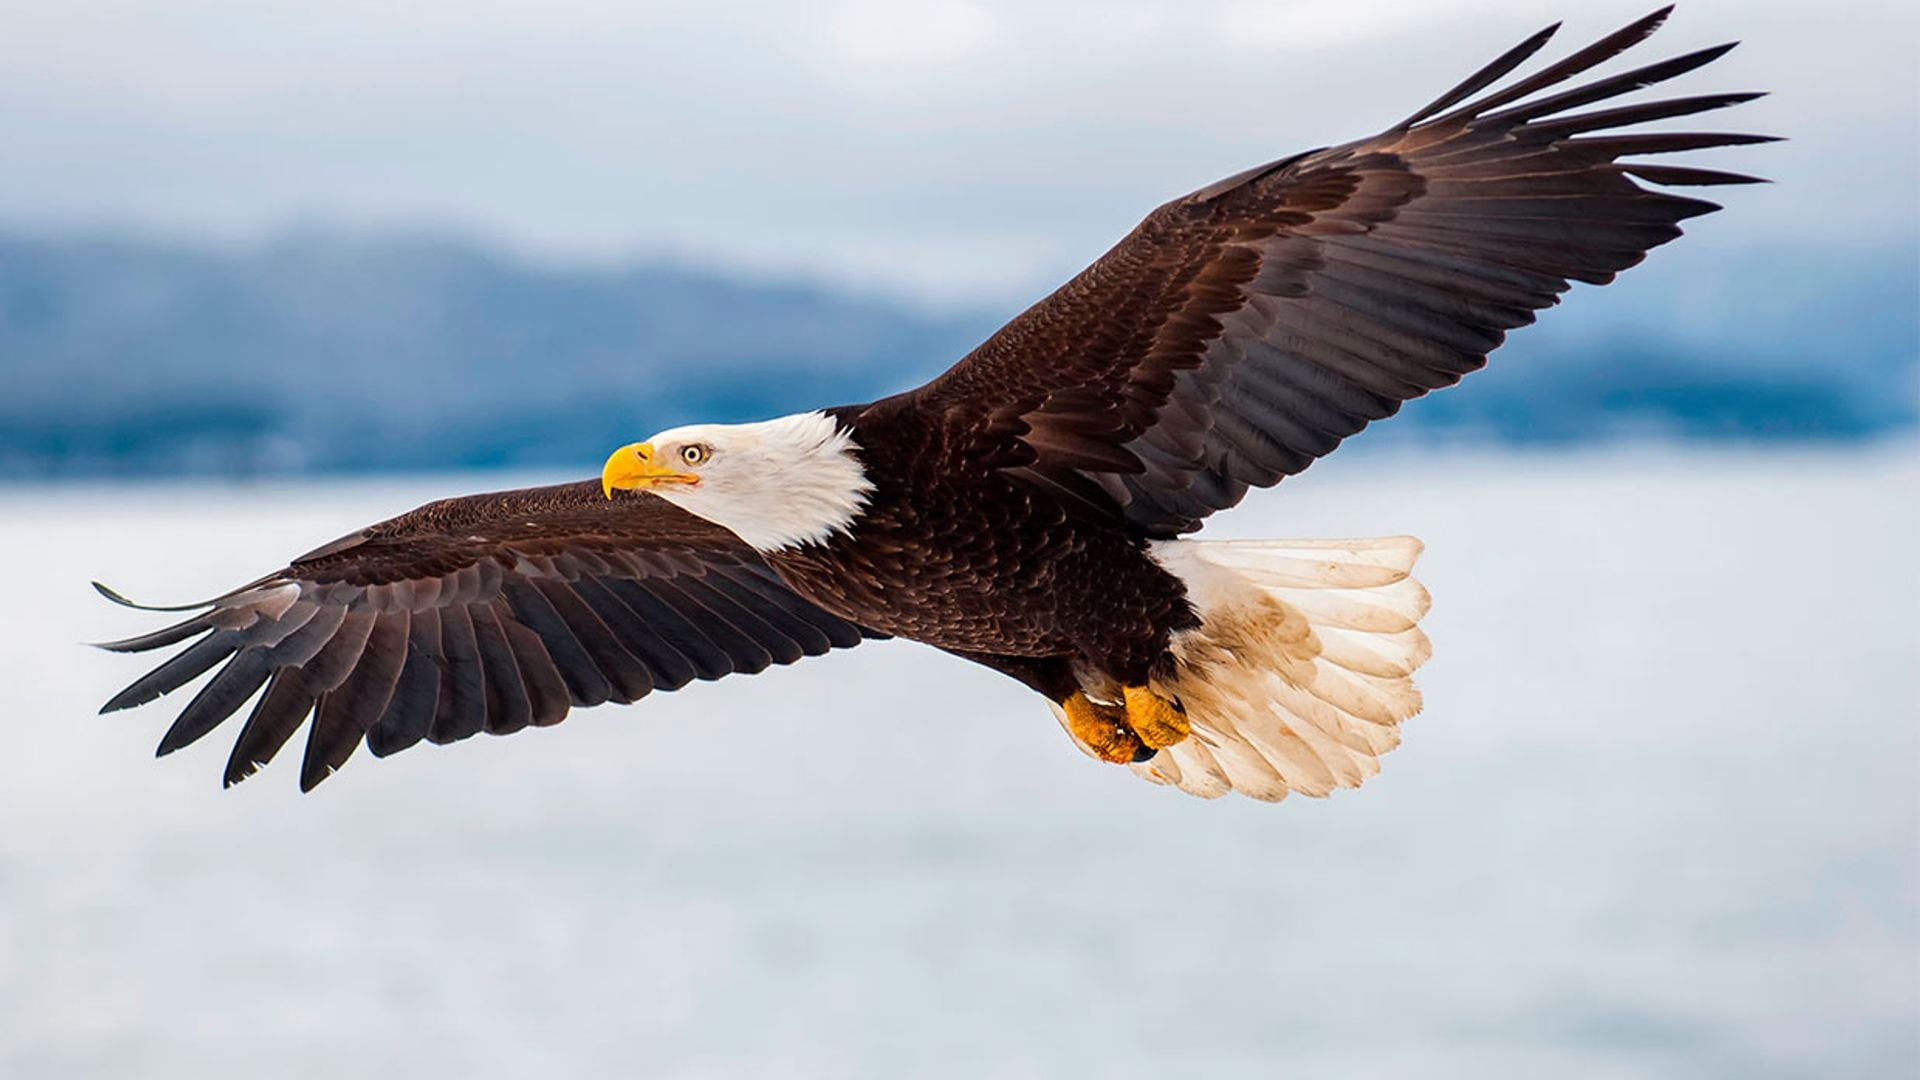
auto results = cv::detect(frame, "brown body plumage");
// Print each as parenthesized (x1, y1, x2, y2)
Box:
(96, 9, 1771, 798)
(779, 403, 1196, 702)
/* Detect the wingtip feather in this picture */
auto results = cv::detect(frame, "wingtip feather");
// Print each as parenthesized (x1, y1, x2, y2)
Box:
(95, 580, 168, 611)
(1395, 19, 1562, 128)
(92, 579, 228, 613)
(100, 684, 158, 715)
(298, 758, 345, 793)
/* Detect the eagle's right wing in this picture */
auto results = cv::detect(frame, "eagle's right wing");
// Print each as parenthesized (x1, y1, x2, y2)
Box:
(899, 8, 1771, 536)
(96, 481, 880, 790)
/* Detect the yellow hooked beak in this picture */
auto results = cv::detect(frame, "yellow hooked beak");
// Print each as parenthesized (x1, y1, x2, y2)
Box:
(601, 442, 699, 499)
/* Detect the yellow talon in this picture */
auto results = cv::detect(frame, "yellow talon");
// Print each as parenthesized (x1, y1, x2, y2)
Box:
(1060, 692, 1144, 763)
(1123, 685, 1190, 750)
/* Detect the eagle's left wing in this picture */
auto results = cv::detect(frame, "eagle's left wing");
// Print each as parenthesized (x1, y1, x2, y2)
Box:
(897, 9, 1771, 536)
(96, 481, 880, 790)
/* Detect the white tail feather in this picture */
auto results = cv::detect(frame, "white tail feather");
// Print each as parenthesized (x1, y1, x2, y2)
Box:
(1139, 537, 1432, 802)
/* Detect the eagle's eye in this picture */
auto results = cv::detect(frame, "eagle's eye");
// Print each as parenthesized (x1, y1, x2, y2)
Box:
(679, 443, 710, 467)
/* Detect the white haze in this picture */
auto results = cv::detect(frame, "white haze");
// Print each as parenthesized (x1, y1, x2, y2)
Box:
(1, 446, 1914, 1078)
(0, 0, 1912, 302)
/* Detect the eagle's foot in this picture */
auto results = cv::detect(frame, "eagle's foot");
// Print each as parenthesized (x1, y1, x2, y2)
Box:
(1123, 685, 1190, 750)
(1060, 692, 1149, 763)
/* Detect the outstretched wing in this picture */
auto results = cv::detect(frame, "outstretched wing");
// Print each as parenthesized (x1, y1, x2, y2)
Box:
(96, 481, 880, 790)
(900, 8, 1772, 535)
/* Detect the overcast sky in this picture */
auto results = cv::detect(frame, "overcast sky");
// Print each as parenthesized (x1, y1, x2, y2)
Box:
(2, 0, 1913, 304)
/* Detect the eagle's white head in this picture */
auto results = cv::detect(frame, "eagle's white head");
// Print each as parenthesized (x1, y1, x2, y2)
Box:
(600, 411, 874, 552)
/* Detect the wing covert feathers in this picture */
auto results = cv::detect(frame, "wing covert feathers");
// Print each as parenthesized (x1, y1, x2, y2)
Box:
(97, 482, 878, 790)
(905, 9, 1770, 537)
(1142, 537, 1431, 802)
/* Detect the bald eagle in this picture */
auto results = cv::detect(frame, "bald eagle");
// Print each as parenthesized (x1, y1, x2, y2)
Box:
(97, 10, 1769, 801)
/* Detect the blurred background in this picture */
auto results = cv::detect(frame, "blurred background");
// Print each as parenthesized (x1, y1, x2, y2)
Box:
(2, 1, 1914, 1077)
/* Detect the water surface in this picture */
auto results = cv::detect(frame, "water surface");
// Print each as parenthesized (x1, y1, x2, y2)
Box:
(2, 447, 1913, 1078)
